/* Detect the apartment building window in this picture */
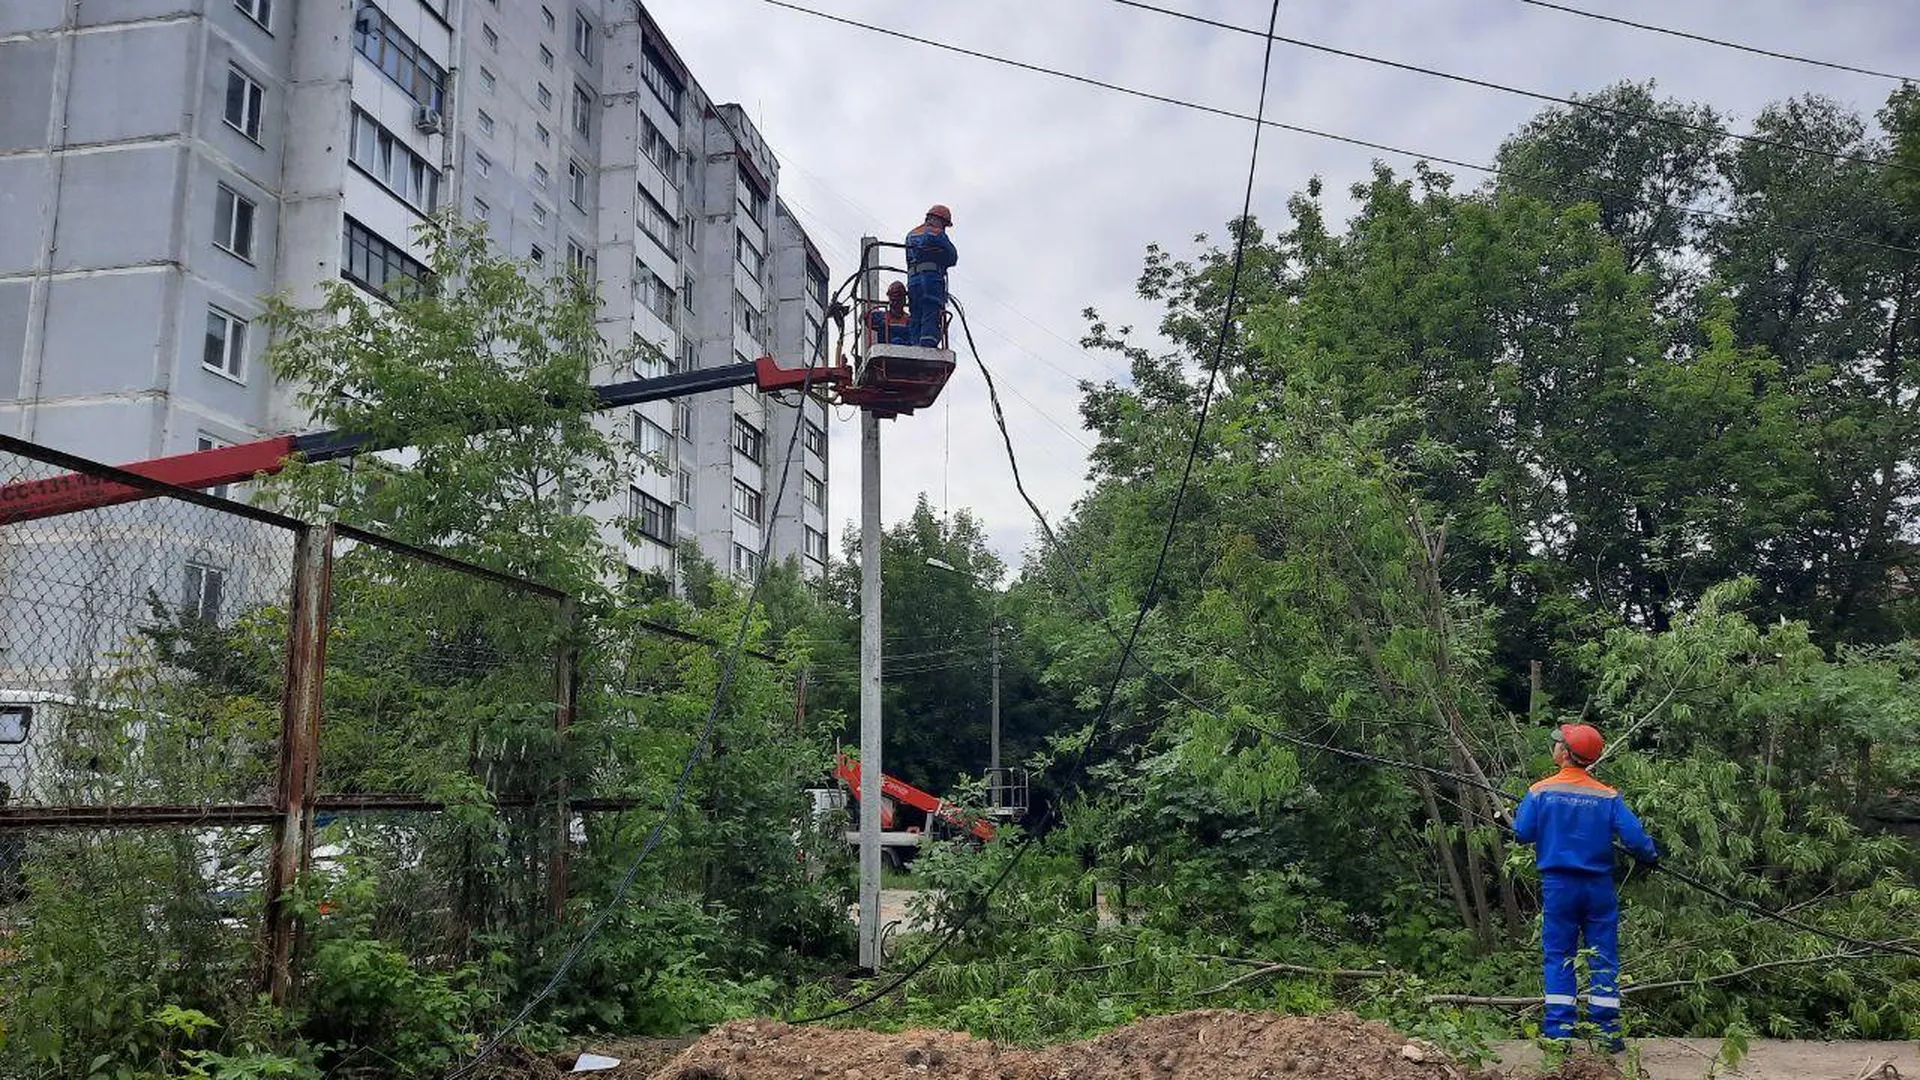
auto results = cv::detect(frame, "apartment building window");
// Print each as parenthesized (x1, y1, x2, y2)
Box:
(731, 543, 761, 578)
(634, 415, 671, 458)
(342, 216, 430, 296)
(807, 263, 829, 307)
(196, 434, 235, 498)
(567, 160, 588, 209)
(532, 203, 549, 225)
(804, 526, 828, 564)
(678, 341, 697, 378)
(472, 196, 489, 220)
(213, 184, 256, 259)
(635, 346, 667, 379)
(203, 307, 247, 380)
(475, 151, 491, 178)
(682, 272, 696, 313)
(735, 232, 764, 282)
(482, 23, 498, 50)
(530, 244, 545, 265)
(736, 169, 767, 223)
(235, 0, 270, 30)
(803, 471, 824, 508)
(478, 67, 496, 94)
(631, 489, 673, 544)
(682, 212, 697, 249)
(542, 6, 555, 30)
(476, 110, 495, 136)
(573, 12, 593, 59)
(536, 123, 551, 146)
(732, 416, 764, 464)
(537, 84, 553, 110)
(183, 562, 226, 623)
(732, 480, 763, 524)
(566, 239, 595, 279)
(637, 188, 675, 250)
(803, 418, 825, 457)
(350, 107, 441, 212)
(571, 84, 593, 138)
(676, 465, 694, 507)
(641, 42, 683, 114)
(674, 400, 693, 442)
(637, 267, 674, 324)
(640, 117, 676, 177)
(224, 66, 264, 141)
(353, 4, 446, 111)
(735, 291, 760, 339)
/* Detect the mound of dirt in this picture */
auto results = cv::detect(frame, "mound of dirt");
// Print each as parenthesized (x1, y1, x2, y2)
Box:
(648, 1009, 1625, 1080)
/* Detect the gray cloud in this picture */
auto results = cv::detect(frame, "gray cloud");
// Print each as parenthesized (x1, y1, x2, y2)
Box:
(651, 0, 1918, 567)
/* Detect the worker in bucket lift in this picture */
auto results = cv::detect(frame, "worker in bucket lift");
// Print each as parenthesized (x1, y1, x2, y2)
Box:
(868, 281, 912, 345)
(905, 204, 956, 347)
(1511, 723, 1659, 1052)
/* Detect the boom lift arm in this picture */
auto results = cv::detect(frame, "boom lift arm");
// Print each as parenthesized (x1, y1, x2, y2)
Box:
(834, 752, 996, 843)
(0, 355, 927, 524)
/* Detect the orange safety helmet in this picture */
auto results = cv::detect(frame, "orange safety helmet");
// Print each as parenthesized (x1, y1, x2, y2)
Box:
(926, 203, 953, 225)
(1555, 723, 1604, 767)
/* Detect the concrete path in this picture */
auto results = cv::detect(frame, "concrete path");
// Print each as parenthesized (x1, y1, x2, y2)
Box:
(1493, 1039, 1916, 1079)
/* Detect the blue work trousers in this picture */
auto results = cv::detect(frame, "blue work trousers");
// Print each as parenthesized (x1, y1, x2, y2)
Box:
(1541, 871, 1621, 1041)
(908, 271, 948, 347)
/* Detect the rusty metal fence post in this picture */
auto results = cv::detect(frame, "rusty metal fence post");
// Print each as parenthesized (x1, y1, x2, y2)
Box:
(549, 596, 578, 921)
(265, 523, 333, 1005)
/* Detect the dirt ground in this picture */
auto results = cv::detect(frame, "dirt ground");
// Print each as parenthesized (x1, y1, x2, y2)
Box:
(638, 1010, 1624, 1080)
(1493, 1038, 1916, 1080)
(508, 1014, 1919, 1080)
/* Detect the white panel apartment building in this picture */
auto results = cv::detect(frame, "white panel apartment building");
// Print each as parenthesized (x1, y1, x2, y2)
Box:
(0, 0, 832, 588)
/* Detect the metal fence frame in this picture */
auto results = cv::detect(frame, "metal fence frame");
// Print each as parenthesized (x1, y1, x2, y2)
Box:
(0, 434, 590, 1004)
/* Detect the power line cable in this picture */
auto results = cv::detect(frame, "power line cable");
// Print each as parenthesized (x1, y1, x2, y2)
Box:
(1108, 0, 1911, 175)
(445, 366, 818, 1078)
(753, 0, 1920, 260)
(960, 308, 1920, 963)
(1516, 0, 1918, 83)
(786, 0, 1288, 1024)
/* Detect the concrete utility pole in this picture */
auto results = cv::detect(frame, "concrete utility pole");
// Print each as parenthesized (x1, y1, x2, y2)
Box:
(989, 621, 1001, 811)
(857, 237, 884, 971)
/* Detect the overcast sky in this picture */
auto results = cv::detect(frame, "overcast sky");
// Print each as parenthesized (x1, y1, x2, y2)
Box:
(648, 0, 1918, 573)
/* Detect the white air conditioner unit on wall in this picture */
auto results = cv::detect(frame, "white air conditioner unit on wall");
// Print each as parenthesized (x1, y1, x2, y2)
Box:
(414, 106, 445, 134)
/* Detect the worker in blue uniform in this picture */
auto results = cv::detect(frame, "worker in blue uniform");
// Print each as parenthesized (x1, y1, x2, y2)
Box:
(905, 204, 956, 347)
(1511, 723, 1658, 1051)
(868, 281, 912, 345)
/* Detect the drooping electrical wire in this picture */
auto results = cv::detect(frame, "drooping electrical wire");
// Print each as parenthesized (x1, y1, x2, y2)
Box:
(445, 366, 820, 1078)
(785, 0, 1290, 1024)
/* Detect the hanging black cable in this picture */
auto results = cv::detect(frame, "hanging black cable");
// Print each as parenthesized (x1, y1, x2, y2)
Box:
(785, 0, 1289, 1024)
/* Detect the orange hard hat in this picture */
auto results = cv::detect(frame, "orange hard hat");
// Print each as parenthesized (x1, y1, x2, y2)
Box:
(1555, 723, 1604, 766)
(926, 203, 953, 225)
(887, 281, 906, 298)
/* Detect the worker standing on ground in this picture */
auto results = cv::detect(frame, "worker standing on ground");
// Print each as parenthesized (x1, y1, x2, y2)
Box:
(905, 204, 956, 347)
(1511, 723, 1658, 1052)
(869, 281, 912, 345)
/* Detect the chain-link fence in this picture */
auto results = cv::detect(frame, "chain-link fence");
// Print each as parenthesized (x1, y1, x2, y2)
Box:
(0, 434, 578, 1014)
